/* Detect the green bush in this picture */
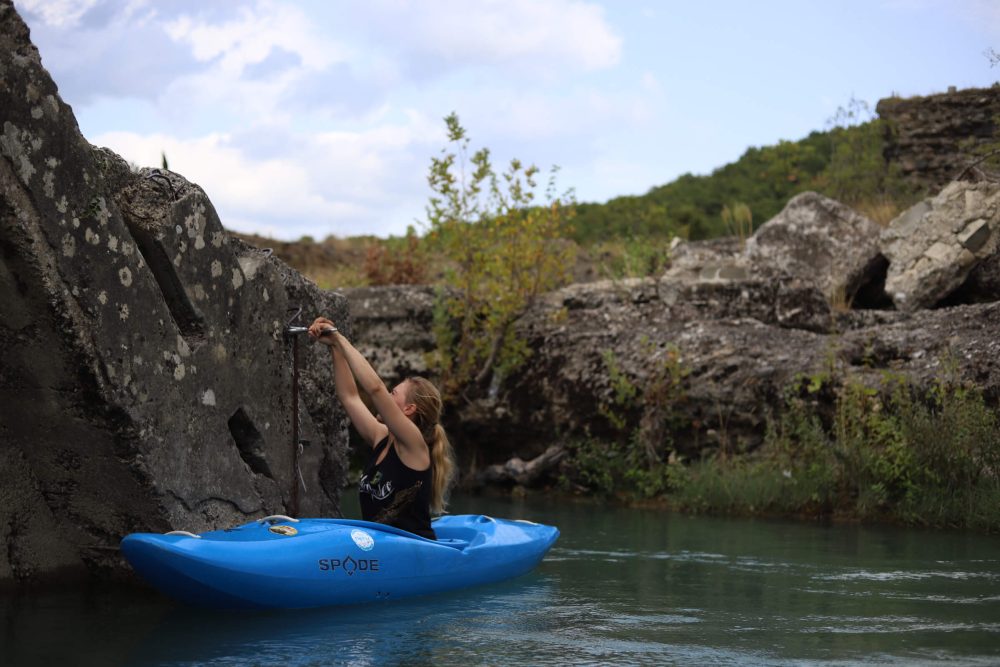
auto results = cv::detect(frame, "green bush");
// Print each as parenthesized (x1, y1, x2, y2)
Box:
(680, 375, 1000, 529)
(563, 346, 688, 499)
(565, 370, 1000, 531)
(424, 113, 575, 398)
(560, 435, 686, 500)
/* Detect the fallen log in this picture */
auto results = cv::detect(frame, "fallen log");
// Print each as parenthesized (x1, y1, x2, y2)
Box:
(478, 445, 567, 487)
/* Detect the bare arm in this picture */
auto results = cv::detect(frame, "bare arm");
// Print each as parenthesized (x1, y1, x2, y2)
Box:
(308, 318, 427, 461)
(329, 343, 387, 448)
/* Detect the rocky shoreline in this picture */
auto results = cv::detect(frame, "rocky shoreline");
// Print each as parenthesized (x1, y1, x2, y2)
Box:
(346, 186, 1000, 479)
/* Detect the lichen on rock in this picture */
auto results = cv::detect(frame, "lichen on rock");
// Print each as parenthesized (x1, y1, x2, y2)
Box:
(0, 1, 351, 585)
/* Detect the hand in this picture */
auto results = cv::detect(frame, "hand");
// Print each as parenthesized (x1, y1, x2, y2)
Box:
(308, 317, 339, 346)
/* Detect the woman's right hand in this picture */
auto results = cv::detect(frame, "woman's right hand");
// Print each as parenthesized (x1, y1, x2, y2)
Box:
(308, 317, 339, 346)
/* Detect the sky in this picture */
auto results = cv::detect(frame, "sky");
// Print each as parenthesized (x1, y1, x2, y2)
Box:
(15, 0, 1000, 240)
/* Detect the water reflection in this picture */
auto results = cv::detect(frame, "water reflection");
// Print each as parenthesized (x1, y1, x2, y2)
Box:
(4, 494, 1000, 666)
(122, 575, 556, 666)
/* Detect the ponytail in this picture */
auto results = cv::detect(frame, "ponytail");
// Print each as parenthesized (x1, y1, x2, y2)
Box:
(428, 424, 455, 514)
(404, 376, 456, 515)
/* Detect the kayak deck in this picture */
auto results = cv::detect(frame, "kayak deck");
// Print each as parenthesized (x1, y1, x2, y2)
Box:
(121, 514, 559, 609)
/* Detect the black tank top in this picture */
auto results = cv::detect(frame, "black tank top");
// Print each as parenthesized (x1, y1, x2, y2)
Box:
(359, 436, 435, 539)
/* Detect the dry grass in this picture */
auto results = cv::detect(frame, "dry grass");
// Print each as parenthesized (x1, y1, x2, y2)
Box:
(828, 285, 854, 314)
(854, 198, 903, 227)
(306, 265, 368, 290)
(232, 232, 373, 288)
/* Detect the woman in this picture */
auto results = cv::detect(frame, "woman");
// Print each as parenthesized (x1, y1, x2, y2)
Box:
(308, 317, 454, 539)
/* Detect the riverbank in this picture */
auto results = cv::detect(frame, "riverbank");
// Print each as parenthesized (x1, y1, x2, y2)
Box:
(547, 371, 1000, 531)
(345, 273, 1000, 534)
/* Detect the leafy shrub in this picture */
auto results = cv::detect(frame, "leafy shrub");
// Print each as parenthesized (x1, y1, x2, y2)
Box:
(424, 113, 575, 398)
(682, 375, 1000, 529)
(564, 345, 689, 499)
(591, 236, 673, 279)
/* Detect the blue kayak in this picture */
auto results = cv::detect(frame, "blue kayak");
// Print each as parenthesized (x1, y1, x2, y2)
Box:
(121, 514, 559, 609)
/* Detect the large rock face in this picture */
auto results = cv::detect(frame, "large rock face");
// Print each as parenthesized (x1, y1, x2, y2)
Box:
(0, 1, 349, 585)
(344, 285, 438, 383)
(881, 180, 1000, 310)
(877, 86, 1000, 191)
(346, 280, 1000, 470)
(745, 192, 885, 303)
(664, 193, 889, 310)
(503, 281, 1000, 461)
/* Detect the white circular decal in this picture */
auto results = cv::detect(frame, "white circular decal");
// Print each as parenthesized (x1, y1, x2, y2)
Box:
(351, 529, 374, 551)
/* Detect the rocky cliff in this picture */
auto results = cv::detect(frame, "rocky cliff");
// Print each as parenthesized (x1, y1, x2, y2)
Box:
(0, 2, 349, 585)
(878, 85, 1000, 190)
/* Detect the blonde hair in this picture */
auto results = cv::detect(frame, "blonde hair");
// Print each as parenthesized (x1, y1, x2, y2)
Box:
(405, 376, 455, 515)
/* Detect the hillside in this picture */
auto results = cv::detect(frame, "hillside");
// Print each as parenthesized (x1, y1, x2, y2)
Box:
(236, 86, 1000, 286)
(237, 121, 909, 287)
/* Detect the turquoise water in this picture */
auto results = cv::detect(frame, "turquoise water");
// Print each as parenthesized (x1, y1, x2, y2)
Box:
(3, 493, 1000, 666)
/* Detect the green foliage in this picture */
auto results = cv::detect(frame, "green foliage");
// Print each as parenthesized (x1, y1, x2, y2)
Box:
(598, 349, 638, 431)
(570, 365, 1000, 530)
(820, 98, 912, 209)
(561, 437, 619, 497)
(572, 132, 832, 243)
(671, 459, 813, 516)
(161, 151, 169, 171)
(425, 113, 575, 398)
(565, 345, 689, 499)
(677, 375, 1000, 530)
(636, 344, 689, 466)
(592, 236, 673, 279)
(573, 198, 676, 244)
(561, 435, 687, 500)
(571, 99, 925, 244)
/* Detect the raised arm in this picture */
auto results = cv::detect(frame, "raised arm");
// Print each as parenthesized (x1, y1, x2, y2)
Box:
(308, 318, 427, 460)
(308, 317, 384, 447)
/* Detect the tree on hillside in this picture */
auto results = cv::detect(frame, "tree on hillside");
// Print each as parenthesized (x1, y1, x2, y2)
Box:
(425, 113, 575, 400)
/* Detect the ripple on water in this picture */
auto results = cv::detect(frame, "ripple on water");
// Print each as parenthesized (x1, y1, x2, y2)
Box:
(799, 615, 1000, 635)
(815, 569, 1000, 583)
(796, 588, 1000, 605)
(551, 547, 728, 562)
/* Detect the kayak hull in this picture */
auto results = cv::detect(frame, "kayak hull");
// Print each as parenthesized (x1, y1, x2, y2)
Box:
(121, 515, 559, 609)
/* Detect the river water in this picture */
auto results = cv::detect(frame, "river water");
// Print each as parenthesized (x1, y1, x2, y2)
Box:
(3, 493, 1000, 666)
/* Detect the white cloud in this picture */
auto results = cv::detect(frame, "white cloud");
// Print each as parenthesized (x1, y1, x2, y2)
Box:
(154, 1, 360, 127)
(363, 0, 622, 73)
(92, 111, 443, 239)
(15, 0, 101, 28)
(15, 0, 199, 104)
(164, 1, 345, 74)
(640, 71, 663, 97)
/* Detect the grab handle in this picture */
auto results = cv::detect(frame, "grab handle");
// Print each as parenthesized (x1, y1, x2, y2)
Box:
(165, 530, 201, 538)
(258, 515, 300, 524)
